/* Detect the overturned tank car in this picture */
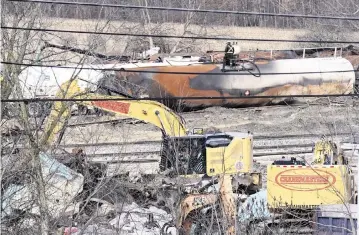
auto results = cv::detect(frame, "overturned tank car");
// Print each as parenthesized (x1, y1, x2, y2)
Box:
(97, 57, 356, 110)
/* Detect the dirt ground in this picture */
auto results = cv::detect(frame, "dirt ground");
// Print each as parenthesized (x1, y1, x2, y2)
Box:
(62, 99, 359, 145)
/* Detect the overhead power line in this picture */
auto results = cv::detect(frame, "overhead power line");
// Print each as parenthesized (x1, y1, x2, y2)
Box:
(2, 26, 359, 44)
(1, 61, 356, 76)
(2, 94, 358, 103)
(7, 0, 359, 21)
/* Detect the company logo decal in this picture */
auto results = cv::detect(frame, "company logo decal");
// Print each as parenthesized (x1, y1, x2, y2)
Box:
(275, 169, 336, 191)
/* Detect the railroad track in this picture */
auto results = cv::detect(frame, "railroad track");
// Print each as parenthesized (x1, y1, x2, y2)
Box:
(52, 133, 359, 171)
(53, 147, 357, 162)
(3, 132, 358, 176)
(55, 132, 358, 176)
(60, 132, 358, 146)
(5, 132, 358, 152)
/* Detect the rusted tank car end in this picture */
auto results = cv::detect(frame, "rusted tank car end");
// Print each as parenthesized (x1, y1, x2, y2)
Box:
(113, 57, 355, 110)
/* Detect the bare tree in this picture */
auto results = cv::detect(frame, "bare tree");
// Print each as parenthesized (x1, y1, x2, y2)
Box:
(1, 1, 132, 234)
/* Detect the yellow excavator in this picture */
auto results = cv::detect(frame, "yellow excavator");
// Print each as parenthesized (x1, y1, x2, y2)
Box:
(41, 78, 262, 235)
(267, 136, 356, 209)
(312, 137, 347, 165)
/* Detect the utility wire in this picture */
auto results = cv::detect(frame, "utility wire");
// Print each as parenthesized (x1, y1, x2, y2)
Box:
(2, 26, 359, 44)
(7, 0, 359, 21)
(1, 61, 356, 76)
(2, 94, 358, 103)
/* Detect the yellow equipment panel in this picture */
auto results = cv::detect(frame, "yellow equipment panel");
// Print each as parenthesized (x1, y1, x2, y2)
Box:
(206, 135, 253, 176)
(267, 165, 353, 208)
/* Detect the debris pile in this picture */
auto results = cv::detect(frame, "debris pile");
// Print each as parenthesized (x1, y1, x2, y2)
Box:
(0, 151, 175, 234)
(109, 202, 173, 234)
(1, 152, 84, 222)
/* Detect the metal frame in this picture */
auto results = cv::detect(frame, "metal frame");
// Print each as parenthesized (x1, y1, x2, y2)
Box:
(257, 46, 344, 59)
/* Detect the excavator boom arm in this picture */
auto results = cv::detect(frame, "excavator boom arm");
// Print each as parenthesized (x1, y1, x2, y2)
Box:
(82, 96, 187, 137)
(42, 79, 187, 147)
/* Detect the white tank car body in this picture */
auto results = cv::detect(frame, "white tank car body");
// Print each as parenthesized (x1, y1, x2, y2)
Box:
(111, 56, 356, 109)
(14, 57, 355, 111)
(206, 57, 355, 95)
(17, 59, 205, 99)
(17, 66, 104, 99)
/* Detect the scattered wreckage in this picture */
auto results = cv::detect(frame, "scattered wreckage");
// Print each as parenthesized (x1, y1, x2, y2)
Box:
(1, 152, 84, 231)
(0, 149, 259, 235)
(0, 150, 176, 234)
